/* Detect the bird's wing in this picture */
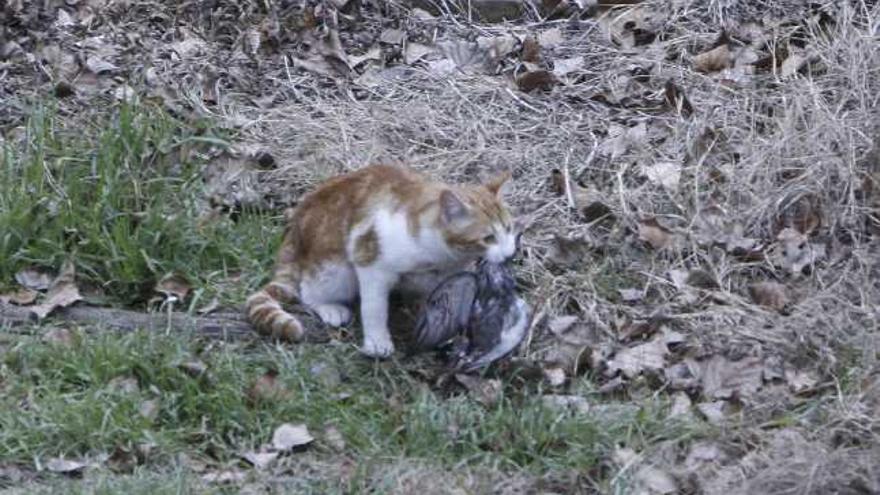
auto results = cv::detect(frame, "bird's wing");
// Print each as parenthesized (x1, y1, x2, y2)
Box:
(459, 296, 530, 372)
(412, 272, 478, 351)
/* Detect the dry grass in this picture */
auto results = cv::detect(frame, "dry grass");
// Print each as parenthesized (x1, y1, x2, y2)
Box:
(2, 0, 879, 491)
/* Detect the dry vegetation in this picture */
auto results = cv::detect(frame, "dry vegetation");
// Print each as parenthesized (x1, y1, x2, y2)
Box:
(2, 0, 880, 493)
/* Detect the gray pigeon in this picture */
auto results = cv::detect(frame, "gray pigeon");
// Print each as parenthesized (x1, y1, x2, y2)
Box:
(413, 259, 530, 373)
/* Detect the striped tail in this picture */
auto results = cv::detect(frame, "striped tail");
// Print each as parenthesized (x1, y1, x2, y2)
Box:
(246, 280, 305, 342)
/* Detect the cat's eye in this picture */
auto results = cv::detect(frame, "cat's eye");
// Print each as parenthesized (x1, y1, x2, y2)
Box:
(482, 234, 497, 244)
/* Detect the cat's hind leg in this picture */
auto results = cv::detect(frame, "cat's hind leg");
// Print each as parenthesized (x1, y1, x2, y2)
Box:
(299, 262, 358, 327)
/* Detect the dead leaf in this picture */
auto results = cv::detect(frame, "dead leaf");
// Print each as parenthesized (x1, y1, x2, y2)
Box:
(606, 330, 683, 378)
(694, 44, 732, 72)
(546, 234, 593, 268)
(516, 70, 557, 92)
(552, 56, 583, 78)
(547, 315, 579, 335)
(635, 465, 678, 494)
(696, 401, 728, 424)
(29, 260, 82, 320)
(780, 51, 807, 78)
(41, 328, 74, 347)
(601, 122, 647, 160)
(664, 79, 694, 117)
(45, 458, 87, 475)
(323, 425, 346, 451)
(348, 46, 382, 68)
(202, 470, 246, 484)
(197, 297, 220, 315)
(0, 288, 38, 305)
(15, 267, 53, 291)
(107, 376, 140, 394)
(542, 366, 567, 387)
(241, 451, 278, 470)
(521, 36, 540, 63)
(178, 359, 208, 378)
(643, 162, 681, 191)
(668, 392, 693, 418)
(785, 369, 818, 395)
(455, 374, 503, 407)
(617, 288, 644, 303)
(684, 441, 727, 471)
(404, 42, 434, 65)
(748, 281, 791, 312)
(701, 355, 763, 400)
(773, 228, 826, 274)
(84, 55, 117, 74)
(155, 273, 191, 303)
(542, 394, 590, 414)
(638, 217, 673, 249)
(538, 27, 564, 48)
(139, 399, 160, 421)
(379, 28, 405, 45)
(271, 423, 314, 451)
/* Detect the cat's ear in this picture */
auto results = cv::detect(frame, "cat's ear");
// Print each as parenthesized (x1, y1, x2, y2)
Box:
(484, 170, 512, 198)
(440, 190, 471, 225)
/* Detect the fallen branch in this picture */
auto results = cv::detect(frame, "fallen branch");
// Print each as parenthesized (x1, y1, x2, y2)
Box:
(0, 302, 257, 340)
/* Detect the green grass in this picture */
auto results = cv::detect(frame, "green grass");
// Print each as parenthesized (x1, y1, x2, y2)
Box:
(0, 328, 700, 490)
(0, 100, 706, 491)
(0, 101, 276, 306)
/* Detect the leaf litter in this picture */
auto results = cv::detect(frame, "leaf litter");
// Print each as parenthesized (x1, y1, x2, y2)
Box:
(3, 0, 879, 490)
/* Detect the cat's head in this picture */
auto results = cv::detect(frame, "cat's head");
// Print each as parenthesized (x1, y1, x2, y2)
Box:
(439, 171, 519, 263)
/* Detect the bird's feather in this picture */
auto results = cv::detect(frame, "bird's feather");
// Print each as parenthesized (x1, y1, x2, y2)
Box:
(413, 272, 478, 351)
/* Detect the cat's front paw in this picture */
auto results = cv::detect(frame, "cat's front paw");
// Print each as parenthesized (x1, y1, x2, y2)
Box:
(360, 335, 395, 359)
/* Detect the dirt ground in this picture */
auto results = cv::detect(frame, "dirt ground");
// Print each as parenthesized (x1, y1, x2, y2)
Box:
(2, 0, 880, 493)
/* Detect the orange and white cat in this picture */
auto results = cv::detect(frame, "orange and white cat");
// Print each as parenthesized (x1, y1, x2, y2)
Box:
(246, 164, 517, 358)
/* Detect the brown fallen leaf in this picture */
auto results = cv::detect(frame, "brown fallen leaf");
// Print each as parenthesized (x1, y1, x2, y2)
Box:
(41, 328, 74, 347)
(664, 79, 694, 117)
(241, 451, 278, 470)
(139, 399, 160, 421)
(773, 228, 826, 274)
(178, 359, 208, 378)
(271, 423, 314, 451)
(323, 425, 346, 451)
(748, 281, 791, 312)
(404, 42, 434, 65)
(29, 260, 82, 320)
(643, 161, 681, 191)
(668, 391, 693, 418)
(542, 366, 567, 387)
(107, 376, 140, 394)
(0, 288, 38, 305)
(202, 470, 246, 484)
(701, 355, 763, 400)
(541, 394, 590, 414)
(785, 369, 818, 395)
(45, 457, 87, 475)
(606, 329, 684, 378)
(552, 56, 583, 79)
(196, 297, 220, 315)
(638, 217, 673, 250)
(455, 374, 503, 407)
(696, 400, 728, 424)
(547, 315, 579, 335)
(155, 273, 191, 303)
(521, 35, 540, 63)
(15, 267, 53, 291)
(516, 70, 557, 92)
(694, 44, 732, 73)
(246, 370, 288, 403)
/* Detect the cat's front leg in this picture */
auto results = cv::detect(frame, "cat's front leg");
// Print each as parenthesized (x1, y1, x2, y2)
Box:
(356, 267, 398, 358)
